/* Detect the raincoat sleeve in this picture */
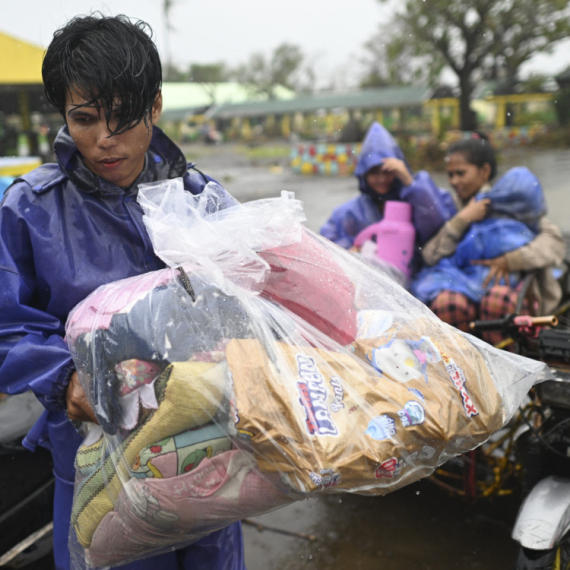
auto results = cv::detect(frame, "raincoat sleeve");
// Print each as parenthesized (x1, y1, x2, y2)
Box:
(421, 214, 471, 266)
(0, 195, 73, 411)
(400, 171, 456, 245)
(320, 197, 370, 249)
(504, 217, 566, 272)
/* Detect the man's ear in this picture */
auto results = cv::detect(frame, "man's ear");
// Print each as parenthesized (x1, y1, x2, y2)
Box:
(151, 91, 163, 124)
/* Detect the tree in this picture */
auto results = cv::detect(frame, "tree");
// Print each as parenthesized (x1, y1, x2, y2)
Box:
(234, 43, 315, 98)
(162, 0, 179, 73)
(378, 0, 570, 129)
(189, 63, 230, 83)
(163, 63, 187, 82)
(360, 21, 444, 88)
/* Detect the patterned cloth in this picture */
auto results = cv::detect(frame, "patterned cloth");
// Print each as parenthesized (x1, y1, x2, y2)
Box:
(430, 285, 529, 346)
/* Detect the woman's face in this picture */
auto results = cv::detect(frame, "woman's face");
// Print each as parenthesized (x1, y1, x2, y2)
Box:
(365, 164, 396, 195)
(446, 152, 491, 202)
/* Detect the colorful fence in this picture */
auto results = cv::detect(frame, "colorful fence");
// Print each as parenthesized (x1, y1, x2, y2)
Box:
(290, 143, 362, 176)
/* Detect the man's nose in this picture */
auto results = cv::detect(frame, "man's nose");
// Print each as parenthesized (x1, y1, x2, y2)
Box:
(95, 122, 118, 148)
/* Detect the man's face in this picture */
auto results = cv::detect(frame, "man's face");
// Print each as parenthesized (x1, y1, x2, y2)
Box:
(65, 89, 162, 188)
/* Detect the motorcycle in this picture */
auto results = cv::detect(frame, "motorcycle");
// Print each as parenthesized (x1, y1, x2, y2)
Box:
(510, 324, 570, 569)
(469, 312, 570, 570)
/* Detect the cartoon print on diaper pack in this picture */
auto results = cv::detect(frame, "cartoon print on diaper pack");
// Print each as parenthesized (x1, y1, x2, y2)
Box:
(374, 457, 401, 479)
(356, 310, 394, 339)
(369, 337, 441, 383)
(397, 400, 425, 427)
(309, 468, 341, 489)
(365, 414, 396, 441)
(407, 388, 425, 401)
(132, 424, 232, 479)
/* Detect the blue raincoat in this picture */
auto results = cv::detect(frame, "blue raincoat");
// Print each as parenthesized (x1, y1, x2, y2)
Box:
(0, 126, 245, 570)
(320, 122, 455, 249)
(411, 167, 545, 304)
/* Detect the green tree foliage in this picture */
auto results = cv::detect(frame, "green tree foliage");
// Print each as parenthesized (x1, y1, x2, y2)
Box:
(189, 63, 230, 83)
(234, 43, 315, 98)
(163, 63, 187, 82)
(555, 88, 570, 126)
(378, 0, 570, 129)
(360, 21, 445, 88)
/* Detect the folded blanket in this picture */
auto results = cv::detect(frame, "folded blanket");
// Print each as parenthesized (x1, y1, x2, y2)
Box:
(72, 360, 227, 548)
(86, 449, 294, 568)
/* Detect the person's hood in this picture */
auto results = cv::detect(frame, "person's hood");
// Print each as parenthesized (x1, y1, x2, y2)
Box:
(480, 166, 546, 232)
(53, 124, 188, 195)
(354, 122, 409, 202)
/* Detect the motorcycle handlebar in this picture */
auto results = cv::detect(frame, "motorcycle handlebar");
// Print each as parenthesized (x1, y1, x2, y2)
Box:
(469, 314, 558, 333)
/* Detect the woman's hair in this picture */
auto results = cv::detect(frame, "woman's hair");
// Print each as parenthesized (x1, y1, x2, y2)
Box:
(447, 132, 497, 181)
(42, 13, 162, 136)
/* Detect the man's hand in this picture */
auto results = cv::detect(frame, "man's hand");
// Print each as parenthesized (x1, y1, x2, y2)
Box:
(472, 255, 510, 289)
(457, 197, 490, 224)
(66, 371, 98, 423)
(381, 157, 413, 187)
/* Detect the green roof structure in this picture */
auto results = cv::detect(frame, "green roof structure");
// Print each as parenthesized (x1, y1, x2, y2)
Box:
(209, 85, 432, 119)
(160, 82, 295, 121)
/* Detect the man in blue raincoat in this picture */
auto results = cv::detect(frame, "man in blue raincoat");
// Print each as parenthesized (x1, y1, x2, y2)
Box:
(0, 14, 244, 570)
(320, 122, 455, 251)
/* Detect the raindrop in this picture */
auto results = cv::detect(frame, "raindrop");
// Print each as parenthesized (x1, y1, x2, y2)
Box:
(416, 490, 420, 495)
(338, 498, 343, 503)
(307, 554, 314, 560)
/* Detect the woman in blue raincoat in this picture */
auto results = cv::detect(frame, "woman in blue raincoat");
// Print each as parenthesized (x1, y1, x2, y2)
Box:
(0, 15, 244, 570)
(412, 134, 565, 344)
(320, 122, 455, 251)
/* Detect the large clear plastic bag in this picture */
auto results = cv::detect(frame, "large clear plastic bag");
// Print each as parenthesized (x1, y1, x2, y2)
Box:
(66, 179, 549, 568)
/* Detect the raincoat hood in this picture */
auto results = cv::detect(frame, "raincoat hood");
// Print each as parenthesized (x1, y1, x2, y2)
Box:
(51, 124, 188, 195)
(354, 122, 409, 201)
(482, 166, 546, 232)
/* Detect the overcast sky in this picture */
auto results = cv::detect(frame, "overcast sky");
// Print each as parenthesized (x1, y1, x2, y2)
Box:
(3, 0, 570, 88)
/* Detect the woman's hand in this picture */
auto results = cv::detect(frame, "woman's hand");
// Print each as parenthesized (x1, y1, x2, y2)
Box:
(66, 371, 98, 423)
(381, 158, 413, 187)
(472, 255, 510, 288)
(457, 197, 490, 224)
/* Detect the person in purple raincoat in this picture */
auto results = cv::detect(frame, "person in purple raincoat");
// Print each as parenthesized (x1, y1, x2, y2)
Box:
(0, 14, 244, 570)
(320, 122, 455, 253)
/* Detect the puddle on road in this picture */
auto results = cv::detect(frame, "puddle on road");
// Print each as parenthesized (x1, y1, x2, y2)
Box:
(244, 481, 520, 570)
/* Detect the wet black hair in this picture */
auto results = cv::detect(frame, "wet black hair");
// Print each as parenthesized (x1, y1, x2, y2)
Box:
(42, 13, 162, 136)
(447, 132, 497, 181)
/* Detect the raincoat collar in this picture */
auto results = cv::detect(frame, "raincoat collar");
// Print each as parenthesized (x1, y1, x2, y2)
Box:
(354, 122, 410, 203)
(53, 124, 188, 195)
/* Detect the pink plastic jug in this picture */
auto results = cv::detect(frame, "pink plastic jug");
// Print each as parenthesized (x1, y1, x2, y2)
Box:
(354, 201, 416, 277)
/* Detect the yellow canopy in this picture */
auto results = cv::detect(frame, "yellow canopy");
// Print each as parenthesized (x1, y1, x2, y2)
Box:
(0, 31, 44, 84)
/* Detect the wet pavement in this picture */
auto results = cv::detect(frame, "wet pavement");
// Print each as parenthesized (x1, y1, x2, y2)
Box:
(184, 142, 570, 570)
